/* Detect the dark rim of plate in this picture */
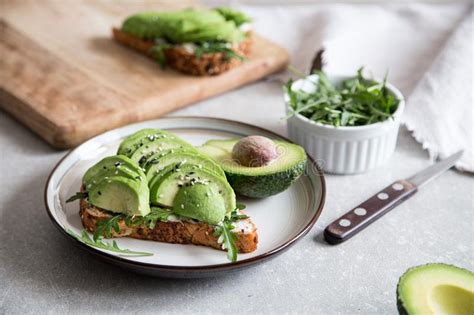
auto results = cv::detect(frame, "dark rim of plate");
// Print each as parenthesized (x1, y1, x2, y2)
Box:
(44, 116, 326, 273)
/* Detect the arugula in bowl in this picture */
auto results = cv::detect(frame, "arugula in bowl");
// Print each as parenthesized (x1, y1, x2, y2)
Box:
(284, 69, 400, 127)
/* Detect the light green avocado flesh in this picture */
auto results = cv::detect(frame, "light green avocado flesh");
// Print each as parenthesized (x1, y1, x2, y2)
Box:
(121, 8, 248, 44)
(117, 129, 188, 157)
(88, 176, 150, 216)
(130, 138, 195, 166)
(173, 183, 227, 224)
(150, 164, 236, 214)
(214, 7, 251, 26)
(142, 147, 194, 170)
(397, 263, 474, 315)
(198, 139, 307, 198)
(145, 150, 225, 181)
(82, 155, 144, 188)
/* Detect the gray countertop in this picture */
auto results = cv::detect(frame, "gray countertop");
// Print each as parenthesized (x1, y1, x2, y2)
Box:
(1, 80, 472, 314)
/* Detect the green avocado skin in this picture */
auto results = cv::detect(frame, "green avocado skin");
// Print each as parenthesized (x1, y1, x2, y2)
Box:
(226, 160, 306, 198)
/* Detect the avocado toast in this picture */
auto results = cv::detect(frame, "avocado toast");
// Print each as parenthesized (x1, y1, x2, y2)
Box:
(113, 7, 252, 76)
(71, 129, 258, 262)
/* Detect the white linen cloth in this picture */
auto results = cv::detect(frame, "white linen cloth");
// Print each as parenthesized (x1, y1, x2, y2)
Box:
(208, 1, 472, 171)
(402, 11, 473, 172)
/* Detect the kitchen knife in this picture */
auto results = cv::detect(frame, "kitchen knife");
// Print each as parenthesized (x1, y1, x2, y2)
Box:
(324, 151, 463, 245)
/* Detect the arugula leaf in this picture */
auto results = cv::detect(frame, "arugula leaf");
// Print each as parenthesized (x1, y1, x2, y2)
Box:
(195, 41, 246, 61)
(150, 40, 172, 68)
(236, 203, 247, 210)
(214, 220, 238, 262)
(284, 68, 399, 127)
(94, 214, 124, 241)
(125, 207, 172, 229)
(229, 208, 249, 222)
(94, 207, 172, 241)
(66, 192, 88, 203)
(67, 229, 153, 257)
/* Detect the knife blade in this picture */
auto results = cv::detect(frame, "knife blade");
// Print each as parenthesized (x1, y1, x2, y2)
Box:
(324, 150, 463, 245)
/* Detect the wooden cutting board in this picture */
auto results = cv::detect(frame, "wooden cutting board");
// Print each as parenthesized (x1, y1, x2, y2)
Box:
(0, 0, 289, 149)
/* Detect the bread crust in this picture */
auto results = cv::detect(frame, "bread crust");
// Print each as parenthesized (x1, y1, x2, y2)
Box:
(79, 198, 258, 253)
(112, 28, 252, 76)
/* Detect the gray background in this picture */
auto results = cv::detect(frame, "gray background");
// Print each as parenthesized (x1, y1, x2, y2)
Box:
(1, 79, 472, 314)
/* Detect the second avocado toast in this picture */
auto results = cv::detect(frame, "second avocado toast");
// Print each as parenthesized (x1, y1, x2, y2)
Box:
(68, 128, 307, 262)
(113, 7, 252, 76)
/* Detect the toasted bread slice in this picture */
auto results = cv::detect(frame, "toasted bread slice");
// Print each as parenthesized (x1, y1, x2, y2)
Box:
(79, 198, 258, 253)
(112, 28, 252, 76)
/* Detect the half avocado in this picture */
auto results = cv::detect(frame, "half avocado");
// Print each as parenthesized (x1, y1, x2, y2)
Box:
(198, 138, 307, 198)
(397, 263, 474, 315)
(88, 176, 150, 216)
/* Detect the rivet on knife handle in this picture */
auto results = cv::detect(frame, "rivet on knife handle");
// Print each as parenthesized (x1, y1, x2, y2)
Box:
(324, 180, 417, 244)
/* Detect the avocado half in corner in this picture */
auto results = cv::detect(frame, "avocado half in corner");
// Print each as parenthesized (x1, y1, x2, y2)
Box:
(397, 263, 474, 315)
(198, 137, 307, 198)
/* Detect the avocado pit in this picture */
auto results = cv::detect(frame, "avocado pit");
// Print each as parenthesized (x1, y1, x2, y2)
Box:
(232, 136, 278, 167)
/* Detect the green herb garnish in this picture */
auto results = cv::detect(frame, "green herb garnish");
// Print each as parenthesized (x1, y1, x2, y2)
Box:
(229, 206, 249, 222)
(151, 40, 245, 67)
(285, 68, 399, 127)
(236, 203, 247, 210)
(94, 214, 123, 241)
(66, 192, 88, 203)
(68, 229, 153, 257)
(195, 41, 246, 61)
(214, 219, 238, 262)
(93, 207, 172, 240)
(150, 40, 172, 68)
(125, 207, 172, 229)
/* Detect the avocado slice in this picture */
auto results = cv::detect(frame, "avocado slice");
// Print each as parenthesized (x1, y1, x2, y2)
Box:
(130, 138, 195, 166)
(173, 183, 227, 224)
(149, 164, 236, 213)
(198, 139, 307, 198)
(82, 155, 145, 189)
(88, 176, 150, 216)
(117, 128, 190, 157)
(145, 150, 225, 181)
(397, 263, 474, 315)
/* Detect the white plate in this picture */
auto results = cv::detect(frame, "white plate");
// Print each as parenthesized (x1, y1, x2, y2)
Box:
(45, 117, 326, 277)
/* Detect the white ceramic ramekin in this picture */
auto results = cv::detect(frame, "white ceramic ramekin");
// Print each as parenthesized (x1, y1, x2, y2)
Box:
(285, 74, 405, 174)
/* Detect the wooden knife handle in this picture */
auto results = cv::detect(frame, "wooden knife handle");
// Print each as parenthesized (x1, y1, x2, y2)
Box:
(324, 180, 417, 245)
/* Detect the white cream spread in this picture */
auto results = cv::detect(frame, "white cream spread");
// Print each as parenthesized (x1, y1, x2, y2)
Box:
(239, 23, 252, 33)
(180, 43, 197, 53)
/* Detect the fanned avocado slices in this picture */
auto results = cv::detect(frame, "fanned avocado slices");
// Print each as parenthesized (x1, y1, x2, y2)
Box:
(83, 128, 241, 225)
(198, 138, 307, 198)
(121, 8, 248, 44)
(397, 263, 474, 315)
